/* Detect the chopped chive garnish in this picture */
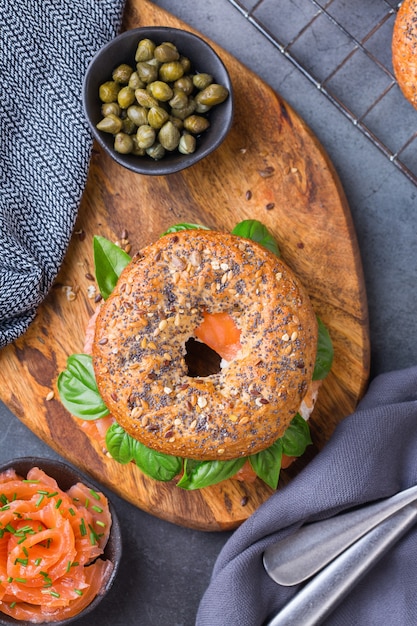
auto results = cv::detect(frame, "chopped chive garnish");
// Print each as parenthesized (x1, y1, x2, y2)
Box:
(85, 497, 90, 508)
(23, 547, 29, 557)
(89, 489, 101, 501)
(40, 571, 52, 587)
(68, 508, 76, 516)
(0, 505, 10, 511)
(72, 561, 79, 567)
(74, 589, 83, 596)
(66, 561, 72, 573)
(14, 558, 28, 566)
(37, 490, 50, 495)
(5, 524, 15, 533)
(79, 519, 87, 536)
(7, 577, 13, 583)
(10, 601, 16, 609)
(0, 530, 3, 539)
(0, 494, 8, 505)
(35, 494, 44, 507)
(35, 558, 42, 566)
(88, 523, 100, 545)
(96, 520, 106, 528)
(47, 491, 59, 498)
(55, 498, 62, 509)
(49, 590, 61, 598)
(22, 479, 40, 483)
(14, 577, 27, 584)
(92, 505, 103, 513)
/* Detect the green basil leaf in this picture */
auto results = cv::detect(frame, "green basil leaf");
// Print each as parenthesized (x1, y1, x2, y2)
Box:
(249, 439, 283, 489)
(106, 423, 182, 481)
(231, 220, 280, 256)
(132, 441, 182, 482)
(281, 413, 312, 457)
(105, 423, 134, 464)
(57, 354, 109, 420)
(93, 235, 131, 300)
(177, 457, 246, 490)
(313, 316, 334, 380)
(161, 223, 211, 235)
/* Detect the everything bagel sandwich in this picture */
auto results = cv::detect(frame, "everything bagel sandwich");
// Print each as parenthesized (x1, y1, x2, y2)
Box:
(58, 221, 333, 490)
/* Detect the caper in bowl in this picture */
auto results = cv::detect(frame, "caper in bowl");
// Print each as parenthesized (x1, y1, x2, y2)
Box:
(83, 27, 234, 176)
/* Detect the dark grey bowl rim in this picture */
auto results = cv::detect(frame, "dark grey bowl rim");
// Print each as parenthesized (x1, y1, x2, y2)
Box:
(82, 26, 234, 176)
(0, 457, 122, 626)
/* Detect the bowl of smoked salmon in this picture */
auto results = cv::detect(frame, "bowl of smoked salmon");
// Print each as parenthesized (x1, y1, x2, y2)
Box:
(0, 457, 122, 625)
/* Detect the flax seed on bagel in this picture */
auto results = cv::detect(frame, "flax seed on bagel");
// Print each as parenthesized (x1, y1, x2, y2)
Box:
(92, 229, 318, 461)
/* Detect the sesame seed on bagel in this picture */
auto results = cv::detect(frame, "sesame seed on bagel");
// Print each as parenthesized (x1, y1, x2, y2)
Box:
(92, 229, 318, 461)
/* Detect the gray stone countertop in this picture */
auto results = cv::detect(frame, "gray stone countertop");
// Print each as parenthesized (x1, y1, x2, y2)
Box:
(0, 1, 416, 624)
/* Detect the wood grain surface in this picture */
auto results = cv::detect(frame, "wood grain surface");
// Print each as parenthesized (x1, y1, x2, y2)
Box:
(0, 0, 370, 531)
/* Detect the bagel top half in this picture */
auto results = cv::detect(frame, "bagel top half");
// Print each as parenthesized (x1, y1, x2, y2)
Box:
(92, 229, 318, 461)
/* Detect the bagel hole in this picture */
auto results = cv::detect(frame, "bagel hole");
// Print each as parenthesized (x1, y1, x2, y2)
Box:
(184, 337, 222, 377)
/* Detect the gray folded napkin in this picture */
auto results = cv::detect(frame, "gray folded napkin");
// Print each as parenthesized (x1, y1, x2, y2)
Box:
(196, 366, 417, 626)
(0, 0, 125, 348)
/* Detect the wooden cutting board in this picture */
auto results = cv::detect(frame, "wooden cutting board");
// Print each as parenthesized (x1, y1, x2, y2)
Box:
(0, 0, 370, 531)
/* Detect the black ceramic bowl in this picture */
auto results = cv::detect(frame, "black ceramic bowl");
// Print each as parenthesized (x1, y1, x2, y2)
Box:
(82, 26, 234, 176)
(0, 457, 122, 626)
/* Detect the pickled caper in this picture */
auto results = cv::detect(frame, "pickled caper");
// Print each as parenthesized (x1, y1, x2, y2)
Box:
(195, 101, 211, 114)
(112, 64, 133, 84)
(128, 71, 145, 90)
(101, 102, 121, 117)
(178, 132, 196, 155)
(148, 106, 170, 129)
(135, 38, 156, 62)
(146, 142, 165, 160)
(148, 107, 169, 129)
(195, 84, 229, 106)
(154, 42, 180, 62)
(159, 61, 184, 82)
(171, 98, 196, 120)
(136, 124, 156, 149)
(135, 88, 159, 109)
(122, 116, 137, 135)
(148, 80, 173, 102)
(184, 114, 210, 134)
(136, 61, 158, 84)
(169, 89, 188, 110)
(131, 136, 146, 156)
(99, 81, 121, 103)
(179, 56, 191, 74)
(193, 73, 213, 90)
(117, 86, 136, 109)
(127, 105, 148, 126)
(114, 132, 134, 154)
(174, 75, 194, 95)
(158, 121, 181, 151)
(96, 113, 123, 134)
(169, 116, 184, 131)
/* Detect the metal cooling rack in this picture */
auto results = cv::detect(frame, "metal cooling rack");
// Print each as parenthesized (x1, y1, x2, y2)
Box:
(226, 0, 417, 187)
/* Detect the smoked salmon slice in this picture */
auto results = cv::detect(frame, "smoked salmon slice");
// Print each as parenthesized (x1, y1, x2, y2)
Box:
(0, 467, 113, 622)
(194, 311, 242, 362)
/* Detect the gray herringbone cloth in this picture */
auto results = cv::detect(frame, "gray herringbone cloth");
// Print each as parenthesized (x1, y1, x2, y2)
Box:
(0, 0, 125, 347)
